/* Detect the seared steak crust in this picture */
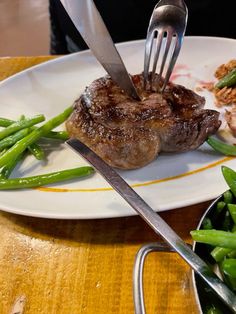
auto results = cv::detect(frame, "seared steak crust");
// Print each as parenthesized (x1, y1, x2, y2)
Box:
(66, 73, 221, 169)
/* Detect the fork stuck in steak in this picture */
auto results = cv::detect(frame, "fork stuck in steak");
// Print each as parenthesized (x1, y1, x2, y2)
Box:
(66, 73, 221, 169)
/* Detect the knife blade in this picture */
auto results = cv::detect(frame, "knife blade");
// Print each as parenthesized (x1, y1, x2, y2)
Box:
(60, 0, 140, 100)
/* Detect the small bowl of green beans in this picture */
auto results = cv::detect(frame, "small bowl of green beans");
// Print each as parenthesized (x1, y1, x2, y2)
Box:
(192, 166, 236, 314)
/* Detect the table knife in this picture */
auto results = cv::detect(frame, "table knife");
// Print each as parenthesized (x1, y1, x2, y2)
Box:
(60, 0, 140, 100)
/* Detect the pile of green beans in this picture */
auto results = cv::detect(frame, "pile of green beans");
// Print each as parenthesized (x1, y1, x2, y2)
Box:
(191, 166, 236, 313)
(0, 107, 94, 189)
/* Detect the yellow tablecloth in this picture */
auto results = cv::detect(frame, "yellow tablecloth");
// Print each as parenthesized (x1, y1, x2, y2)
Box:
(0, 56, 206, 314)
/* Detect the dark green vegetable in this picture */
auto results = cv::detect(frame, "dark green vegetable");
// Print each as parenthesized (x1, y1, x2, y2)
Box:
(222, 259, 236, 279)
(0, 166, 94, 189)
(207, 137, 236, 156)
(0, 117, 69, 140)
(219, 260, 236, 292)
(0, 115, 45, 140)
(0, 128, 29, 151)
(190, 230, 236, 249)
(215, 68, 236, 89)
(228, 204, 236, 224)
(216, 201, 226, 214)
(222, 166, 236, 197)
(227, 249, 236, 258)
(224, 274, 236, 292)
(0, 106, 73, 168)
(222, 210, 233, 231)
(202, 217, 213, 230)
(205, 305, 223, 314)
(223, 190, 233, 204)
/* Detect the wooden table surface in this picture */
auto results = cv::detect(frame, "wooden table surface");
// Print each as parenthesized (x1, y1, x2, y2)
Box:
(0, 57, 208, 314)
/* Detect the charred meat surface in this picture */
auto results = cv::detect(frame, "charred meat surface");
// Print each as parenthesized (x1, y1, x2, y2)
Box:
(66, 74, 221, 169)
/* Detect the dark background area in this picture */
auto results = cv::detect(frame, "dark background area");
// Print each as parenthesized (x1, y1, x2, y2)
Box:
(49, 0, 236, 54)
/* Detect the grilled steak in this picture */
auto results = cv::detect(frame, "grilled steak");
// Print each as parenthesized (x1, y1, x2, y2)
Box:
(66, 73, 221, 169)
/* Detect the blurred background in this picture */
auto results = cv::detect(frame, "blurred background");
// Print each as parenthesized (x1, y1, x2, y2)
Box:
(1, 0, 235, 57)
(0, 0, 49, 56)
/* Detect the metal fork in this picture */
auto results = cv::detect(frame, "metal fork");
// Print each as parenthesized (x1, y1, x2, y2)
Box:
(144, 0, 188, 92)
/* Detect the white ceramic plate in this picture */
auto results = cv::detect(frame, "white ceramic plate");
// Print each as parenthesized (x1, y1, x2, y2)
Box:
(0, 37, 236, 219)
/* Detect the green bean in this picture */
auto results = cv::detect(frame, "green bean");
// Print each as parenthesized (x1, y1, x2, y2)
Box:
(227, 249, 236, 258)
(232, 225, 236, 232)
(0, 118, 43, 159)
(190, 230, 236, 249)
(221, 259, 236, 278)
(219, 261, 236, 292)
(0, 117, 14, 127)
(222, 210, 233, 231)
(0, 124, 45, 160)
(202, 217, 213, 230)
(0, 128, 29, 151)
(0, 166, 94, 189)
(205, 305, 223, 314)
(223, 190, 233, 204)
(0, 106, 73, 168)
(211, 223, 236, 262)
(225, 275, 236, 292)
(211, 201, 226, 229)
(211, 246, 232, 262)
(0, 115, 45, 140)
(0, 153, 23, 179)
(207, 137, 236, 156)
(228, 204, 236, 224)
(216, 201, 226, 214)
(222, 166, 236, 197)
(215, 68, 236, 89)
(0, 120, 67, 161)
(43, 130, 69, 141)
(27, 143, 45, 160)
(0, 149, 7, 157)
(0, 117, 69, 140)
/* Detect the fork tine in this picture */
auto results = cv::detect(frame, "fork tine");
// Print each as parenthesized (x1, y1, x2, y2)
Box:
(151, 30, 164, 88)
(161, 35, 181, 91)
(158, 28, 174, 79)
(144, 30, 155, 88)
(144, 0, 188, 92)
